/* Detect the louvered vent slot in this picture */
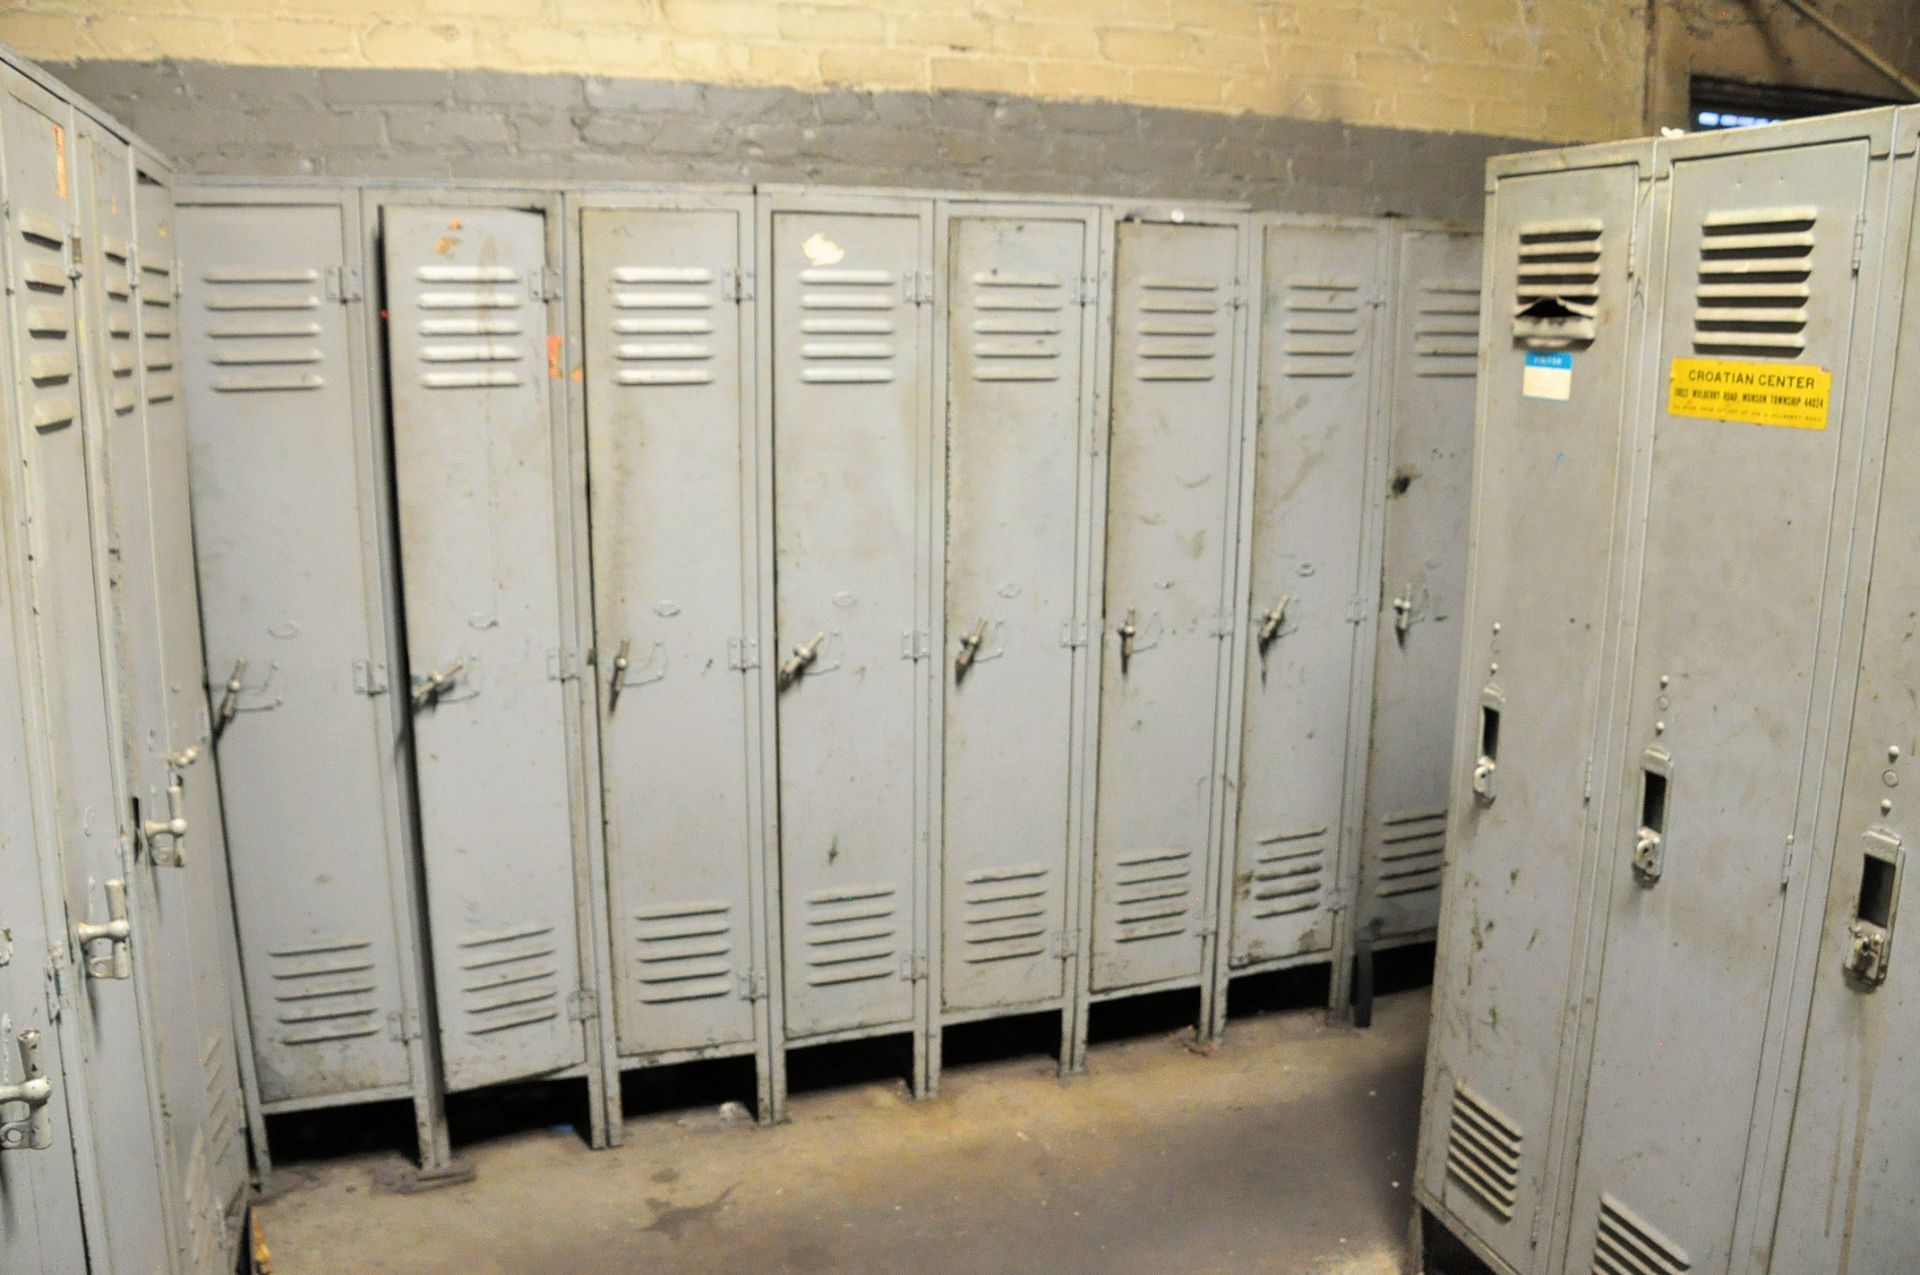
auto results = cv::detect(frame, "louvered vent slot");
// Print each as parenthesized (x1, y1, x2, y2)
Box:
(632, 899, 737, 1003)
(200, 1029, 242, 1175)
(1414, 283, 1482, 377)
(1592, 1193, 1691, 1275)
(611, 264, 718, 387)
(200, 266, 326, 394)
(1694, 206, 1815, 356)
(961, 863, 1051, 964)
(804, 883, 899, 986)
(1112, 846, 1193, 941)
(1134, 274, 1221, 382)
(799, 266, 898, 384)
(17, 198, 76, 433)
(1248, 826, 1327, 919)
(266, 937, 382, 1045)
(415, 264, 527, 390)
(457, 922, 561, 1035)
(1375, 807, 1445, 899)
(968, 270, 1065, 382)
(1446, 1081, 1522, 1222)
(1282, 276, 1363, 378)
(1515, 218, 1602, 346)
(140, 253, 179, 404)
(101, 237, 139, 413)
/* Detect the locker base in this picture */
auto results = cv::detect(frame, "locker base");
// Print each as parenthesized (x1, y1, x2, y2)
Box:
(929, 1004, 1074, 1097)
(1350, 937, 1436, 1029)
(372, 1156, 478, 1194)
(1215, 957, 1340, 1034)
(1411, 1198, 1511, 1275)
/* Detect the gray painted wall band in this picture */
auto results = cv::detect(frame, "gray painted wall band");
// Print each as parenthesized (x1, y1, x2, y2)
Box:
(47, 59, 1544, 221)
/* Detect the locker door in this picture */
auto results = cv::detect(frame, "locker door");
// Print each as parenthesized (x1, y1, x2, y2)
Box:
(1416, 162, 1642, 1269)
(1566, 139, 1877, 1275)
(1091, 219, 1242, 993)
(582, 203, 762, 1058)
(941, 212, 1090, 1013)
(383, 205, 586, 1090)
(0, 76, 176, 1272)
(1359, 228, 1483, 943)
(771, 204, 927, 1039)
(180, 201, 417, 1104)
(1229, 221, 1382, 970)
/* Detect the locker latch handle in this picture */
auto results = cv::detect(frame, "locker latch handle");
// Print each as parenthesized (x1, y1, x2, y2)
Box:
(607, 638, 632, 711)
(411, 659, 466, 710)
(0, 1030, 54, 1152)
(1844, 830, 1902, 988)
(1631, 747, 1671, 886)
(1392, 588, 1414, 642)
(1118, 610, 1138, 674)
(955, 618, 988, 681)
(778, 633, 825, 691)
(211, 658, 246, 741)
(1256, 595, 1292, 654)
(1472, 687, 1502, 805)
(74, 880, 132, 980)
(141, 778, 188, 868)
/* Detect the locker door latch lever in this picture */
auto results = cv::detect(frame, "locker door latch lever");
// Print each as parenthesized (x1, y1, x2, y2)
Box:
(778, 633, 825, 691)
(74, 880, 132, 980)
(411, 659, 466, 710)
(1118, 610, 1138, 674)
(1631, 747, 1671, 886)
(1472, 687, 1503, 805)
(141, 778, 188, 868)
(607, 638, 632, 711)
(1392, 588, 1414, 642)
(955, 617, 988, 681)
(211, 658, 246, 741)
(1844, 830, 1903, 988)
(1256, 594, 1292, 654)
(0, 1030, 54, 1152)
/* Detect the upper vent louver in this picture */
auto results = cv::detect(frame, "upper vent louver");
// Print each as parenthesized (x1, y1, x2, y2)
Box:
(1514, 218, 1602, 346)
(1693, 206, 1815, 356)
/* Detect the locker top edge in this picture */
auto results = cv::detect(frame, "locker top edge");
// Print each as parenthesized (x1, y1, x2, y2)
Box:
(1485, 137, 1658, 190)
(2, 38, 163, 159)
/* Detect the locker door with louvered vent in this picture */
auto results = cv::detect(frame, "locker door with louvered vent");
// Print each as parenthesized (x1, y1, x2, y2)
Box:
(1227, 219, 1384, 976)
(0, 73, 177, 1272)
(180, 197, 421, 1109)
(1091, 217, 1245, 994)
(383, 204, 587, 1090)
(769, 201, 930, 1040)
(582, 200, 765, 1061)
(1357, 226, 1483, 945)
(1415, 153, 1648, 1271)
(941, 209, 1095, 1015)
(1564, 128, 1888, 1275)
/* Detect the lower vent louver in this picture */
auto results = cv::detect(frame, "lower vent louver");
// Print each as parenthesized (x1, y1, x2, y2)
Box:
(1445, 1081, 1522, 1222)
(1592, 1193, 1691, 1275)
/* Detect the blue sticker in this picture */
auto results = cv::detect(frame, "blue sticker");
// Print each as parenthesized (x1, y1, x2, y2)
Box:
(1523, 351, 1573, 401)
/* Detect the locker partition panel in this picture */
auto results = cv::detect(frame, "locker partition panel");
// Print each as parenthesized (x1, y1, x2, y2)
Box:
(383, 205, 587, 1090)
(770, 204, 928, 1039)
(941, 212, 1089, 1013)
(582, 202, 763, 1059)
(1091, 219, 1242, 993)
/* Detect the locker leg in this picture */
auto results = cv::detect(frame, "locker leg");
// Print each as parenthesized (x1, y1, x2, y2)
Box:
(753, 1042, 776, 1126)
(768, 1045, 790, 1125)
(1327, 925, 1356, 1026)
(1352, 936, 1376, 1030)
(925, 1023, 943, 1099)
(1054, 1006, 1074, 1078)
(1196, 960, 1219, 1047)
(911, 1023, 931, 1101)
(585, 1053, 612, 1150)
(1066, 984, 1091, 1075)
(1205, 971, 1231, 1043)
(402, 1094, 474, 1191)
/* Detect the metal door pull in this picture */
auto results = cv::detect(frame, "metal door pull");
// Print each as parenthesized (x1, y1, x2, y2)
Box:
(1392, 588, 1414, 641)
(1118, 609, 1138, 674)
(778, 632, 825, 691)
(955, 617, 988, 680)
(212, 658, 246, 740)
(1257, 594, 1291, 653)
(607, 638, 632, 711)
(411, 658, 465, 710)
(0, 1030, 53, 1152)
(75, 880, 132, 980)
(142, 778, 188, 867)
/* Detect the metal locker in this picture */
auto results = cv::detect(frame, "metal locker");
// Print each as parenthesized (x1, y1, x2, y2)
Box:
(580, 196, 772, 1095)
(1357, 225, 1483, 947)
(1090, 212, 1248, 1001)
(1563, 114, 1898, 1275)
(763, 194, 933, 1050)
(382, 202, 596, 1095)
(1412, 143, 1651, 1275)
(0, 68, 181, 1273)
(936, 204, 1099, 1047)
(1220, 217, 1386, 1005)
(178, 191, 452, 1174)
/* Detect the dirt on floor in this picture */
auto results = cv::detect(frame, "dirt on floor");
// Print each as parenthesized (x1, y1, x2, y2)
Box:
(253, 988, 1430, 1275)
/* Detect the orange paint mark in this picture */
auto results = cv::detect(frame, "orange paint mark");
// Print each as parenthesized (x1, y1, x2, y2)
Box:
(547, 334, 563, 380)
(570, 365, 584, 383)
(52, 123, 67, 198)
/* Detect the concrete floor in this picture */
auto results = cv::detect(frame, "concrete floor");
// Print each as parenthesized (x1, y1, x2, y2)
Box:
(254, 988, 1430, 1275)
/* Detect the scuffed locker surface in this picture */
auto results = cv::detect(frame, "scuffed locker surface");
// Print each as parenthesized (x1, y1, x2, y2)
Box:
(383, 204, 590, 1091)
(1090, 216, 1245, 995)
(180, 198, 421, 1106)
(940, 210, 1093, 1015)
(768, 200, 931, 1040)
(1358, 227, 1483, 945)
(1415, 148, 1648, 1275)
(582, 200, 767, 1061)
(1228, 218, 1384, 974)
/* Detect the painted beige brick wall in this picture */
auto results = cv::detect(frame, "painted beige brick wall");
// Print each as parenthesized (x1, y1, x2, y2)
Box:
(0, 0, 1646, 142)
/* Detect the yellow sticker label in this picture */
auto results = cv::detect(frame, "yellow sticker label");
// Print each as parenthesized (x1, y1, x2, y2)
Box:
(1668, 357, 1832, 430)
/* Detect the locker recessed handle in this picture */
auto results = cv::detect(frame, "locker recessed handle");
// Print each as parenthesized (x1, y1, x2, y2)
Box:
(1118, 609, 1138, 674)
(74, 880, 132, 980)
(1256, 594, 1292, 654)
(1472, 687, 1502, 805)
(955, 617, 988, 681)
(1845, 831, 1903, 988)
(141, 777, 188, 868)
(211, 657, 246, 741)
(778, 632, 825, 691)
(0, 1029, 54, 1152)
(1631, 747, 1671, 885)
(607, 638, 632, 711)
(411, 658, 465, 710)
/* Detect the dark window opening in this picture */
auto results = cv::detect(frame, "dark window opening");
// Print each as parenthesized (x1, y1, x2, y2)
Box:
(1691, 74, 1897, 131)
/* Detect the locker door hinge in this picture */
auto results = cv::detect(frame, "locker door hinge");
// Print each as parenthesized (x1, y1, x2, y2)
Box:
(737, 971, 768, 1001)
(1852, 214, 1868, 274)
(64, 228, 82, 280)
(1781, 833, 1797, 888)
(43, 946, 71, 1020)
(1209, 613, 1234, 640)
(904, 270, 933, 306)
(546, 648, 581, 682)
(1582, 752, 1593, 804)
(567, 988, 598, 1022)
(1347, 595, 1368, 625)
(1071, 274, 1097, 306)
(352, 659, 389, 696)
(325, 265, 364, 303)
(729, 269, 754, 302)
(1058, 618, 1089, 649)
(1196, 920, 1218, 939)
(1053, 929, 1079, 960)
(728, 637, 760, 671)
(1227, 279, 1246, 310)
(531, 266, 562, 303)
(387, 1009, 423, 1042)
(901, 629, 930, 661)
(899, 952, 929, 982)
